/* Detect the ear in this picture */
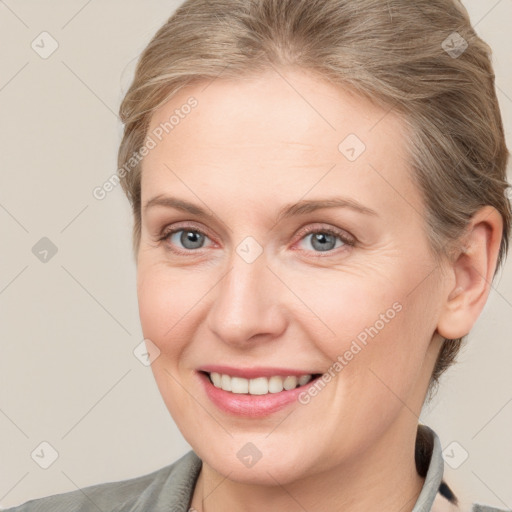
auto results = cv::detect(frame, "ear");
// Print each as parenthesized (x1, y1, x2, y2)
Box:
(436, 206, 503, 340)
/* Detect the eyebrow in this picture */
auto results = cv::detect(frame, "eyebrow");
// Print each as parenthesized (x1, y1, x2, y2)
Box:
(143, 195, 379, 221)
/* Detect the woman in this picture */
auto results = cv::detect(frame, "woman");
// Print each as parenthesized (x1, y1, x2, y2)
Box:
(5, 0, 510, 511)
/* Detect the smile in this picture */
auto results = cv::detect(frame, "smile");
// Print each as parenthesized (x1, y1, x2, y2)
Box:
(207, 372, 316, 395)
(197, 368, 323, 417)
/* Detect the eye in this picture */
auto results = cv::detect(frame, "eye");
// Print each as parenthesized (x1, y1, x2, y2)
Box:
(157, 223, 354, 256)
(295, 226, 355, 254)
(159, 225, 214, 252)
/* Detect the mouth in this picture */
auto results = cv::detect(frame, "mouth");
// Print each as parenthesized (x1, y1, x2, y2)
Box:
(201, 371, 322, 395)
(197, 368, 323, 417)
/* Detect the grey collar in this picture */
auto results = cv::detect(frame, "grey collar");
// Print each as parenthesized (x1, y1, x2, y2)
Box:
(412, 424, 445, 511)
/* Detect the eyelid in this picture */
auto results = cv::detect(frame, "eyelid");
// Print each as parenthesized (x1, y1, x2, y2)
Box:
(159, 220, 211, 238)
(293, 223, 355, 245)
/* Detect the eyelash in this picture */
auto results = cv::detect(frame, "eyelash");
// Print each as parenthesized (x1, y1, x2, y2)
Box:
(157, 223, 356, 257)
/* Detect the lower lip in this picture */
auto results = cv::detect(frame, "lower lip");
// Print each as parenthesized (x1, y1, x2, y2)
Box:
(198, 372, 319, 418)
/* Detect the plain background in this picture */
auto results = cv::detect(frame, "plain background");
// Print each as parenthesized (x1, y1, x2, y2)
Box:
(0, 0, 511, 509)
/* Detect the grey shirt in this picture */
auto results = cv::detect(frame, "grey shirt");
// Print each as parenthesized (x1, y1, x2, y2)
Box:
(2, 425, 507, 512)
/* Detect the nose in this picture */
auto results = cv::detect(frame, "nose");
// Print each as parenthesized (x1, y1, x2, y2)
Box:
(206, 249, 287, 348)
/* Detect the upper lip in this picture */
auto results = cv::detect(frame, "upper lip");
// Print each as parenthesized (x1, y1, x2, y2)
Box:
(198, 365, 320, 379)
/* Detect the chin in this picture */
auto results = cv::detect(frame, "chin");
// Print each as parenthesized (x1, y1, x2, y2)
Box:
(195, 438, 317, 485)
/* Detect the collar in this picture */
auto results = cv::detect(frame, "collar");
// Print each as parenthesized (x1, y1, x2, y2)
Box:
(412, 424, 446, 511)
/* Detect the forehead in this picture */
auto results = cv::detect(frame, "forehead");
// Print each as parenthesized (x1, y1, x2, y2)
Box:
(141, 68, 422, 221)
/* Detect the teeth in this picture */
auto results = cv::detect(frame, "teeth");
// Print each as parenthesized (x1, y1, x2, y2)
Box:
(210, 372, 222, 387)
(298, 374, 312, 386)
(249, 377, 268, 395)
(231, 377, 249, 394)
(208, 372, 313, 395)
(268, 376, 284, 393)
(283, 376, 298, 390)
(221, 373, 231, 391)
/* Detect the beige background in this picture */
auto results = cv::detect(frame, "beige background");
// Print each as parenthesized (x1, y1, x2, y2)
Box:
(0, 0, 511, 509)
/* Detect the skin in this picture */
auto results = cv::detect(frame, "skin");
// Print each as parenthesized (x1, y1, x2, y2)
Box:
(136, 67, 503, 512)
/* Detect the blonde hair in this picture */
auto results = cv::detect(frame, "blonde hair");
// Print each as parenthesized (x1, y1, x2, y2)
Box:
(117, 0, 511, 389)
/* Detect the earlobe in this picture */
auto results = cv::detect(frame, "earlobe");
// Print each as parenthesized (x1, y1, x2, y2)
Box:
(435, 206, 503, 341)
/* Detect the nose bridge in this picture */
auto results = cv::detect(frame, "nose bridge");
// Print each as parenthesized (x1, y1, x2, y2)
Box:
(207, 244, 284, 346)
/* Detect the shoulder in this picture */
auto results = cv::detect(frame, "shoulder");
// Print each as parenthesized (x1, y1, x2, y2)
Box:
(1, 451, 202, 512)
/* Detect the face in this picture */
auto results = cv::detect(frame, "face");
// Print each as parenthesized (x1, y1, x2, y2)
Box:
(137, 67, 445, 485)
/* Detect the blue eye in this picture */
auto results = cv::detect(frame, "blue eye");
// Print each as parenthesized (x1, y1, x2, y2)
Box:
(301, 232, 341, 252)
(296, 228, 355, 254)
(159, 225, 354, 256)
(166, 229, 212, 251)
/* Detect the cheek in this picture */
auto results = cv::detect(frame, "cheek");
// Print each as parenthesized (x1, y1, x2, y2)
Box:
(137, 265, 204, 425)
(136, 264, 198, 355)
(292, 268, 405, 356)
(301, 266, 432, 391)
(345, 291, 434, 412)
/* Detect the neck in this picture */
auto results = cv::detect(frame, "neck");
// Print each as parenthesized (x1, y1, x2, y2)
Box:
(190, 418, 425, 512)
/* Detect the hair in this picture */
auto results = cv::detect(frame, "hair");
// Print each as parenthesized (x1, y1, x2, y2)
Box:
(117, 0, 511, 392)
